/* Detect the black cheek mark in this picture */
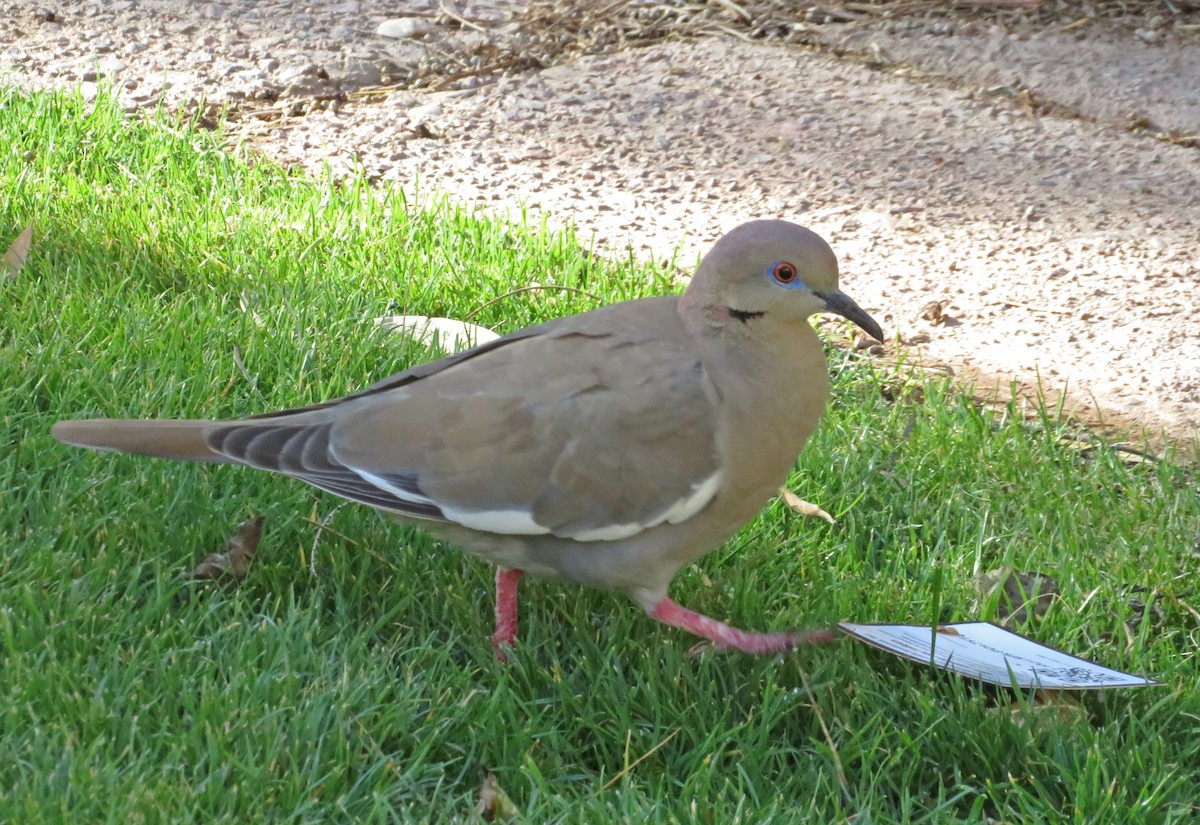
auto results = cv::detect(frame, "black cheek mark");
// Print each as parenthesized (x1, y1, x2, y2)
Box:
(729, 309, 765, 324)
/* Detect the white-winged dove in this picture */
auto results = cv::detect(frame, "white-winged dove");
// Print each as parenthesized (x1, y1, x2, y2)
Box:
(53, 220, 882, 660)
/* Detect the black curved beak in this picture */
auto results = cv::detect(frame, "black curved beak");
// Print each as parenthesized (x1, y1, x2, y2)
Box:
(814, 289, 884, 342)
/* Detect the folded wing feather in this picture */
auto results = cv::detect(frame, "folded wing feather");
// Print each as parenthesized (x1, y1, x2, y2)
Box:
(203, 303, 723, 543)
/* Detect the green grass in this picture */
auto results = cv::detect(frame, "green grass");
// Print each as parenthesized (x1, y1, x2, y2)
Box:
(2, 86, 1198, 824)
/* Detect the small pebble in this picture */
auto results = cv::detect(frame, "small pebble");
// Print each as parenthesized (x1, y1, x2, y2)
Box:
(376, 18, 433, 39)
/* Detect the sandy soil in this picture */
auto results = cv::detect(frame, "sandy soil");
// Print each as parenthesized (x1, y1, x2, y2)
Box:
(3, 1, 1198, 454)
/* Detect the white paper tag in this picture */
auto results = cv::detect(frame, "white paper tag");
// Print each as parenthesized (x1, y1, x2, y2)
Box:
(838, 621, 1158, 689)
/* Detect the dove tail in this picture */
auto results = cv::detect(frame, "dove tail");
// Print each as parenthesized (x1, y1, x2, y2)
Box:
(51, 419, 235, 463)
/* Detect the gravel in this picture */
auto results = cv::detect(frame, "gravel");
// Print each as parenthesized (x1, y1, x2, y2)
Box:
(3, 0, 1198, 451)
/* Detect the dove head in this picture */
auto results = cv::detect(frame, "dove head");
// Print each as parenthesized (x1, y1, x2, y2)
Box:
(683, 220, 883, 342)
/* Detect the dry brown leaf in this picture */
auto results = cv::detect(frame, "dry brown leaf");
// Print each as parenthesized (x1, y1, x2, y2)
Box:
(1007, 689, 1088, 727)
(2, 224, 33, 280)
(779, 487, 836, 525)
(1122, 589, 1167, 635)
(474, 773, 520, 822)
(975, 567, 1059, 625)
(192, 516, 265, 582)
(919, 299, 947, 325)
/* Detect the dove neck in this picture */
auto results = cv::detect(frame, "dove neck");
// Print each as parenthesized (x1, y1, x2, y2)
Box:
(679, 294, 786, 361)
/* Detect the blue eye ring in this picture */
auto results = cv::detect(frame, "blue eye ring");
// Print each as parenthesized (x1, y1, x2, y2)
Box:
(771, 261, 798, 285)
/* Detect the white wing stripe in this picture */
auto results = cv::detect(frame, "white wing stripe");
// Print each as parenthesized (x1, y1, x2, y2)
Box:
(571, 522, 645, 542)
(353, 468, 436, 506)
(356, 469, 722, 541)
(439, 506, 553, 536)
(569, 470, 723, 541)
(660, 471, 723, 525)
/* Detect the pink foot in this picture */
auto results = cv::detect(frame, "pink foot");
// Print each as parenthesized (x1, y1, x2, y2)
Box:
(647, 597, 839, 655)
(492, 567, 523, 662)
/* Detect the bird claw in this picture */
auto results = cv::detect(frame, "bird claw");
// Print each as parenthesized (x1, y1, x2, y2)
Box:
(649, 596, 841, 656)
(685, 627, 840, 657)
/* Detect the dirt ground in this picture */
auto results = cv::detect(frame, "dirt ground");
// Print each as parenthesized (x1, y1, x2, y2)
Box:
(3, 1, 1198, 455)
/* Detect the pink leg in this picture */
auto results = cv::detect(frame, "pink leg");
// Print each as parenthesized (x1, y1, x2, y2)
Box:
(648, 597, 839, 655)
(492, 567, 524, 662)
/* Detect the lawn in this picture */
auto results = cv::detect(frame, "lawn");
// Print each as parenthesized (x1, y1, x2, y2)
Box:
(2, 86, 1198, 823)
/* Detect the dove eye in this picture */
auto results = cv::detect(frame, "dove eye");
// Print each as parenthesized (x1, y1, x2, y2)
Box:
(771, 261, 798, 285)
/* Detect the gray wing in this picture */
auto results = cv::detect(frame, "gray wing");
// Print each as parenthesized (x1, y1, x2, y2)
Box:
(207, 299, 724, 542)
